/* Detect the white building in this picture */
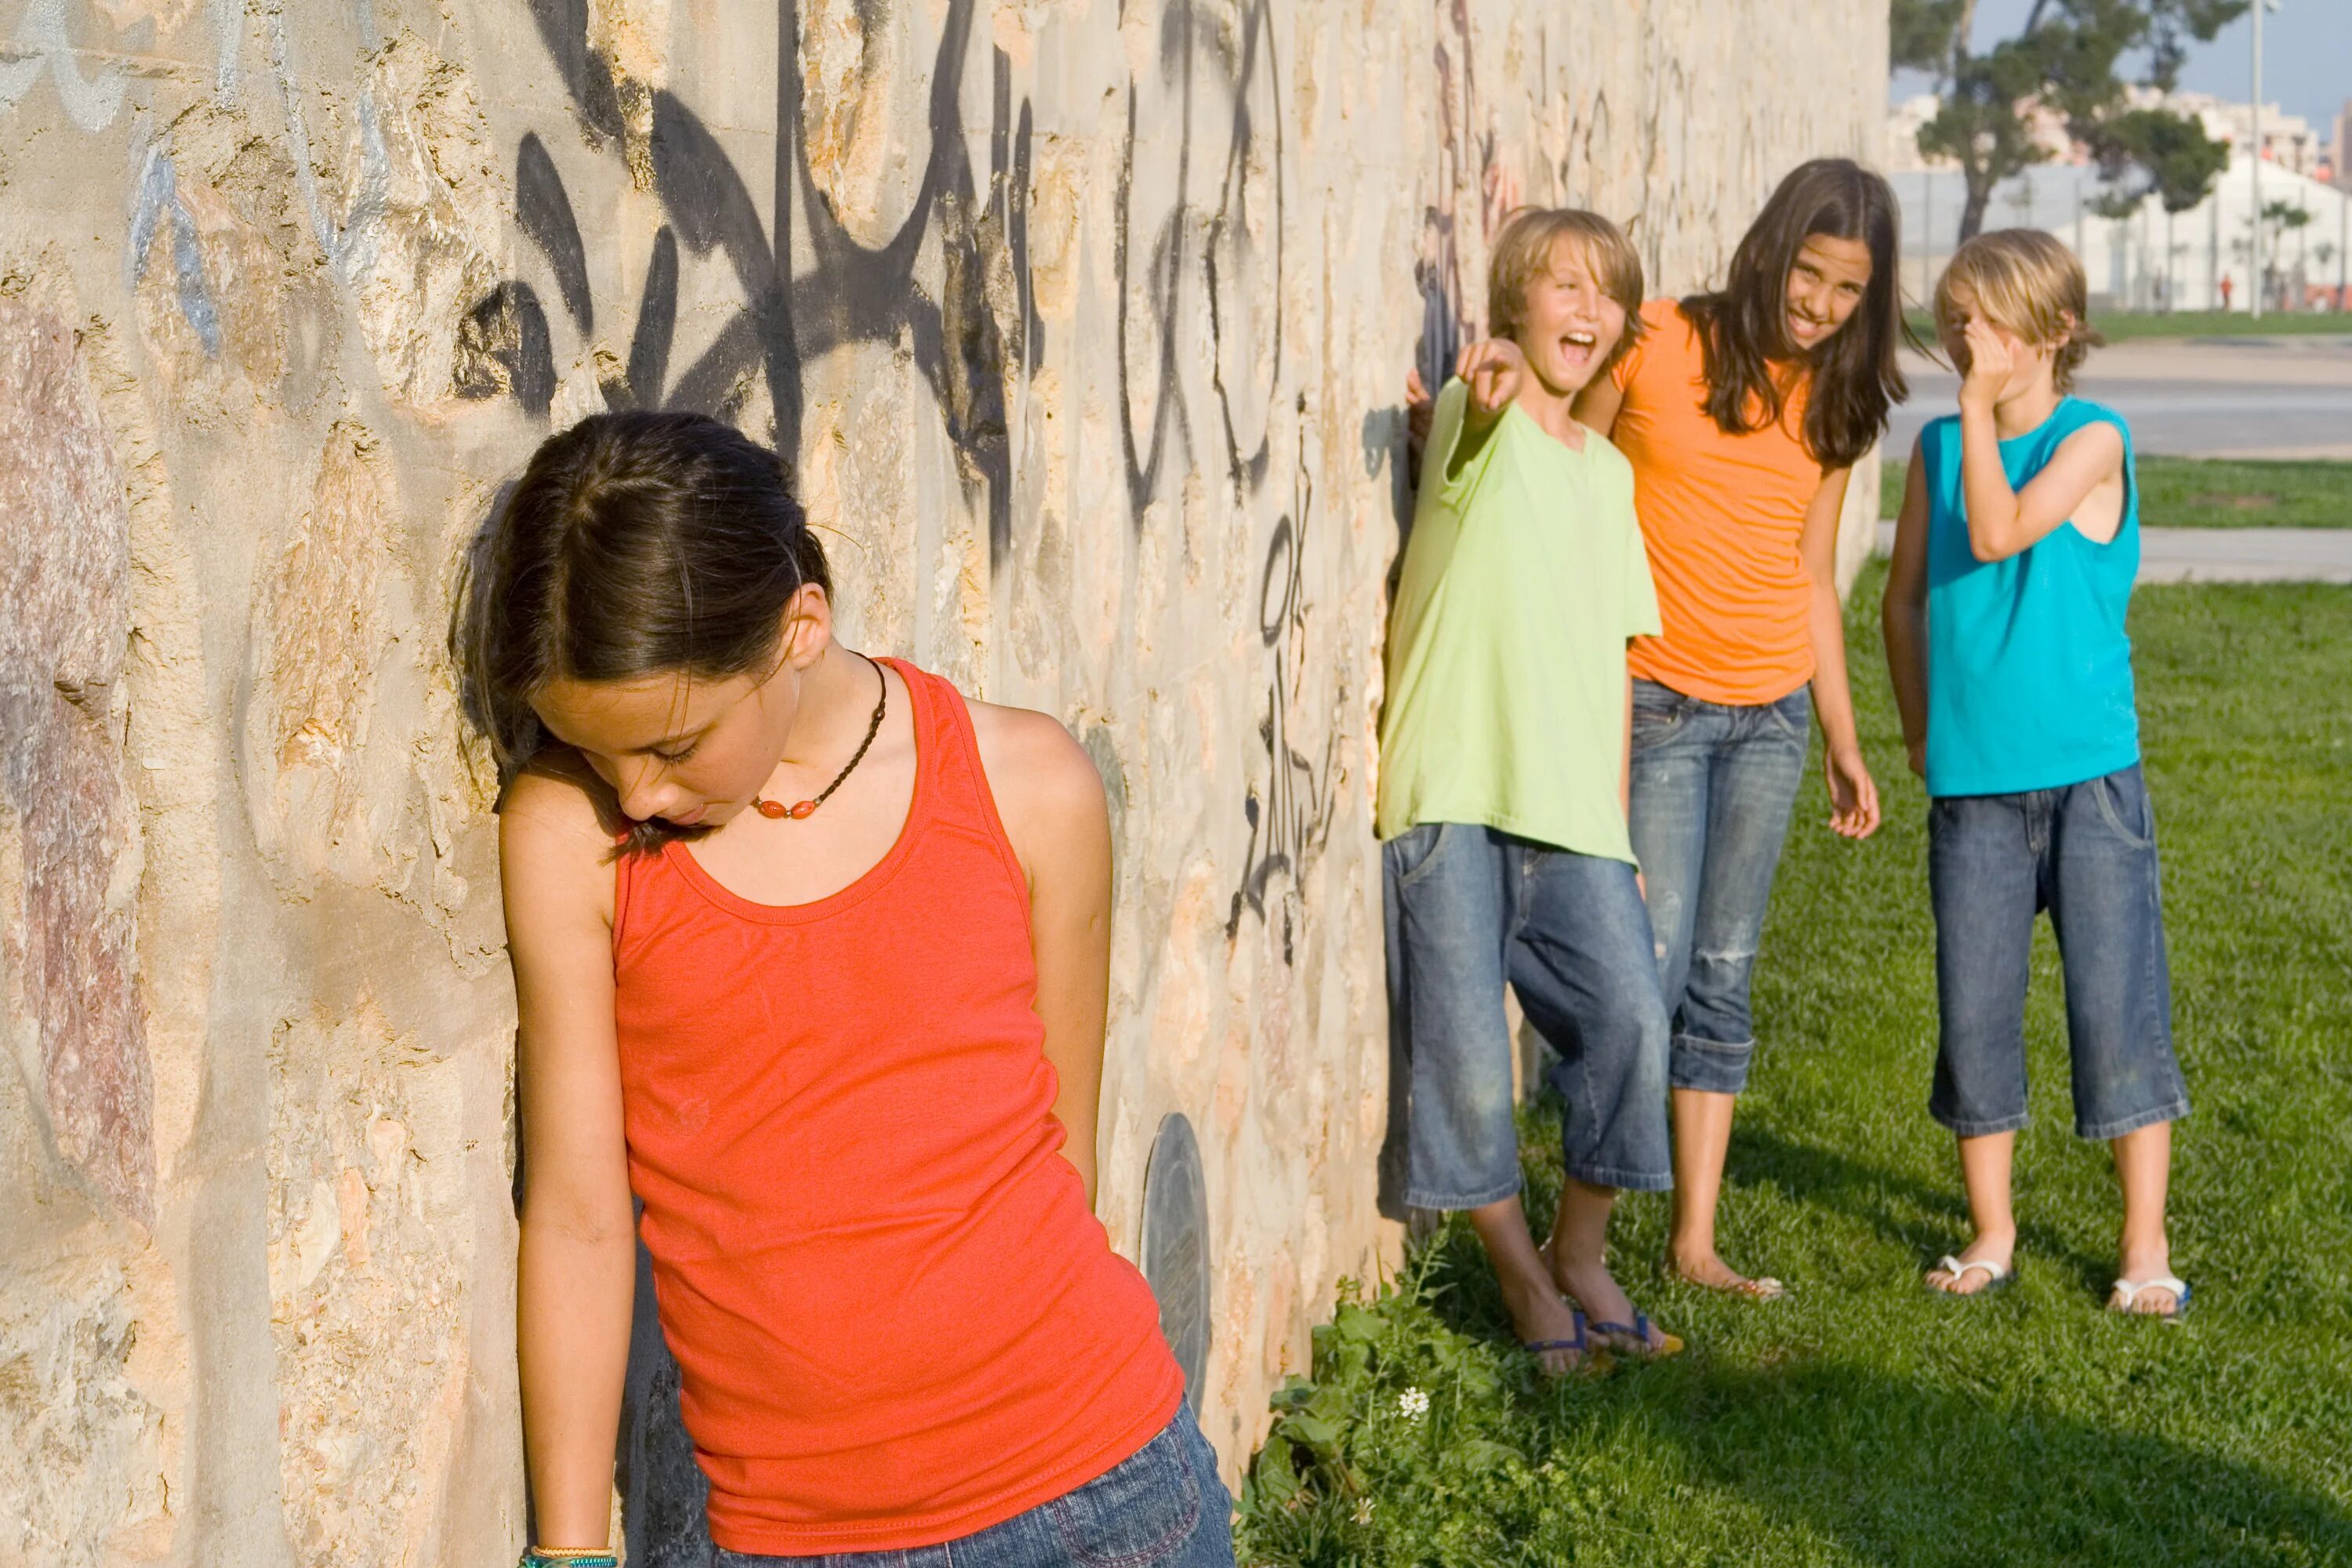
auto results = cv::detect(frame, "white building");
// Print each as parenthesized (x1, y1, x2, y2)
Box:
(2126, 86, 2321, 176)
(1890, 154, 2352, 314)
(1887, 88, 2328, 181)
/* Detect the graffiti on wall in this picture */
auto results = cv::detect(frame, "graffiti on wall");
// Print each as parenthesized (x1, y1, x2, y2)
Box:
(1227, 414, 1334, 963)
(458, 0, 1036, 564)
(1116, 0, 1284, 512)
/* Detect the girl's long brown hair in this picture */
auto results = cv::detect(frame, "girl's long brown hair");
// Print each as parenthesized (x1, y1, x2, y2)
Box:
(449, 411, 831, 855)
(1679, 158, 1910, 470)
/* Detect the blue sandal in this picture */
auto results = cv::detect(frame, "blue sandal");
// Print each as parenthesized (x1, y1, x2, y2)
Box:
(1586, 1310, 1684, 1359)
(1520, 1308, 1606, 1374)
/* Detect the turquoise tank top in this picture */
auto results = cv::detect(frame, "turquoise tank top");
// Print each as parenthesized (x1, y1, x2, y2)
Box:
(1921, 397, 2141, 797)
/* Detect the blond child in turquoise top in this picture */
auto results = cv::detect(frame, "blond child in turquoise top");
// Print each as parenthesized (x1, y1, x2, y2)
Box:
(1884, 230, 2189, 1319)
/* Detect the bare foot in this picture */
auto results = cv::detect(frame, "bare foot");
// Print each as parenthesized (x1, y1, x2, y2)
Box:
(1497, 1270, 1593, 1377)
(2110, 1241, 2180, 1316)
(1923, 1233, 2015, 1296)
(1667, 1248, 1786, 1301)
(1543, 1243, 1675, 1356)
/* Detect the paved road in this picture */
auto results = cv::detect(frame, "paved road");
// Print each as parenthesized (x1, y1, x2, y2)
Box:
(1871, 521, 2352, 583)
(1886, 334, 2352, 460)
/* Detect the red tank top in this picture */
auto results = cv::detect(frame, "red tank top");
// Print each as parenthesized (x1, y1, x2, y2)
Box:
(612, 659, 1181, 1555)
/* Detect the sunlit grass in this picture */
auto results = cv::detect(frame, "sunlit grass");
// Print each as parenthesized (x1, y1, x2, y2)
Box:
(1239, 568, 2352, 1568)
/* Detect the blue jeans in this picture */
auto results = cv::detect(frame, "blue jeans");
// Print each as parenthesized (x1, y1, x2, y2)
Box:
(1383, 822, 1673, 1207)
(713, 1405, 1232, 1566)
(1928, 764, 2189, 1140)
(1626, 680, 1813, 1095)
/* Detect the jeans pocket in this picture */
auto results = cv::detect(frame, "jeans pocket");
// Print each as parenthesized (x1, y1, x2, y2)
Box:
(1630, 684, 1683, 748)
(2090, 768, 2155, 849)
(1386, 821, 1450, 889)
(1046, 1421, 1203, 1566)
(1765, 687, 1813, 741)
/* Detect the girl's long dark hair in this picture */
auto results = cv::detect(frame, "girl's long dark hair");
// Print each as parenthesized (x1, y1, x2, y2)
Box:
(449, 410, 830, 854)
(1679, 158, 1909, 470)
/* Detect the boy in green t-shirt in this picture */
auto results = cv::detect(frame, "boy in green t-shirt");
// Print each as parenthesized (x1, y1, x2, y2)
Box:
(1380, 209, 1677, 1374)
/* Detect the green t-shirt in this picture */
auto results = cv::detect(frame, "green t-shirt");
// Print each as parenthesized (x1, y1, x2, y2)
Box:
(1375, 378, 1661, 862)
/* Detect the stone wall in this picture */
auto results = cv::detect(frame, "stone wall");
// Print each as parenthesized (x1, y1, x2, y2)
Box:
(0, 2, 1884, 1563)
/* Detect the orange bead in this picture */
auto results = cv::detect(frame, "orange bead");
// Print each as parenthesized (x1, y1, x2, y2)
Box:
(788, 800, 817, 819)
(754, 798, 789, 818)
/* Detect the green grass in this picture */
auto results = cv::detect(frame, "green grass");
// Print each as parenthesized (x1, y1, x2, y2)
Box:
(1238, 568, 2352, 1567)
(1878, 453, 2352, 528)
(1904, 309, 2352, 343)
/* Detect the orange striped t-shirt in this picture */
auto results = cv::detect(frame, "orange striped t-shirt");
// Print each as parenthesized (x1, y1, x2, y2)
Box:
(1609, 297, 1824, 706)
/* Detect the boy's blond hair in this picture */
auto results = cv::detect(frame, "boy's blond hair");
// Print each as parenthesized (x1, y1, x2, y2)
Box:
(1487, 208, 1646, 371)
(1934, 229, 2107, 393)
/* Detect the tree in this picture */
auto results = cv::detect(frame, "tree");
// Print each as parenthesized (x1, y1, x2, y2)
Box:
(1893, 0, 2247, 241)
(2084, 105, 2232, 310)
(2265, 198, 2314, 308)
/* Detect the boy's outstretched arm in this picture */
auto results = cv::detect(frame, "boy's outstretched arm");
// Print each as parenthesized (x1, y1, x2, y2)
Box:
(1882, 436, 1932, 776)
(1448, 338, 1524, 479)
(1957, 321, 2125, 561)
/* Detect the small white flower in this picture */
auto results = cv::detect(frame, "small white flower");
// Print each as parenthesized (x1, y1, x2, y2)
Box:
(1397, 1387, 1430, 1422)
(1352, 1497, 1376, 1525)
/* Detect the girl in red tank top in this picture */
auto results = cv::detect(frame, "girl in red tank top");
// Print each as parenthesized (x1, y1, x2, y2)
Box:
(452, 412, 1229, 1567)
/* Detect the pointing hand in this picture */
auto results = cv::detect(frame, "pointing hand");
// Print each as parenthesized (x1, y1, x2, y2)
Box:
(1455, 338, 1526, 423)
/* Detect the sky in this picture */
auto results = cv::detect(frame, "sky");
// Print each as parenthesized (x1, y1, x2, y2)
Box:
(1889, 0, 2351, 132)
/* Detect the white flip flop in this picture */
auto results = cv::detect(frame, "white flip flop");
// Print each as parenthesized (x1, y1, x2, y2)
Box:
(1926, 1254, 2013, 1296)
(2108, 1276, 2192, 1322)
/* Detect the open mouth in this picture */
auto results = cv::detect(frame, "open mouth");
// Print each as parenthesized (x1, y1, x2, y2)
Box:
(1788, 311, 1828, 343)
(1558, 329, 1599, 361)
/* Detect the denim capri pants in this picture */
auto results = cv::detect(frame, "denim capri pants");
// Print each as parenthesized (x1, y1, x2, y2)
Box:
(1928, 763, 2190, 1141)
(1383, 822, 1673, 1209)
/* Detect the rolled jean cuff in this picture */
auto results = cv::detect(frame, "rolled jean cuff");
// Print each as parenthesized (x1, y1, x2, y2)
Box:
(2076, 1098, 2188, 1142)
(1668, 1033, 1757, 1094)
(1929, 1105, 2031, 1138)
(1560, 1158, 1673, 1194)
(1403, 1175, 1523, 1213)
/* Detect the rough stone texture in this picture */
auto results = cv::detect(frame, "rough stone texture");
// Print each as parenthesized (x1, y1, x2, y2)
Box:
(0, 2, 1882, 1561)
(0, 298, 150, 1223)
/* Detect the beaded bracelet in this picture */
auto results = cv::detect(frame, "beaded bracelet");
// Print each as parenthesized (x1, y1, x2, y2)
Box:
(518, 1549, 618, 1568)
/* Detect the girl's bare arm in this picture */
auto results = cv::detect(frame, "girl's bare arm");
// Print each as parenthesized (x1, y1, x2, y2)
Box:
(1798, 463, 1880, 837)
(502, 771, 637, 1551)
(974, 705, 1115, 1207)
(1881, 437, 1933, 776)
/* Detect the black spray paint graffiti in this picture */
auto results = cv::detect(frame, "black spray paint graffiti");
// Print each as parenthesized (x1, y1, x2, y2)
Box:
(1228, 413, 1335, 963)
(1117, 0, 1284, 514)
(1105, 0, 1326, 947)
(456, 0, 1037, 564)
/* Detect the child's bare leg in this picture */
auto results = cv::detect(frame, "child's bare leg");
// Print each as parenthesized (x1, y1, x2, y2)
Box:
(1465, 1195, 1590, 1373)
(2111, 1120, 2176, 1312)
(1667, 1087, 1747, 1287)
(1544, 1178, 1670, 1350)
(1926, 1131, 2017, 1294)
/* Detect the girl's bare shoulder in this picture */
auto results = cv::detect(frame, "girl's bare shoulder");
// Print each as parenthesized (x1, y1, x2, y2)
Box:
(964, 700, 1102, 808)
(498, 750, 626, 895)
(963, 699, 1109, 879)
